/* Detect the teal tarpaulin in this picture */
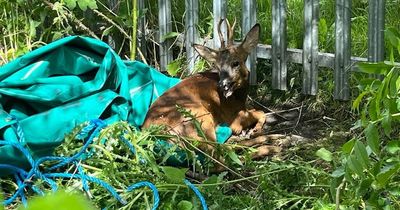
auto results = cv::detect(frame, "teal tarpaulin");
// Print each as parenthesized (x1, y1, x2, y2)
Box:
(0, 36, 180, 173)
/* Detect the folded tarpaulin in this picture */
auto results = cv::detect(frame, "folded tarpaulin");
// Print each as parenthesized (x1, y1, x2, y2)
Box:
(0, 36, 180, 175)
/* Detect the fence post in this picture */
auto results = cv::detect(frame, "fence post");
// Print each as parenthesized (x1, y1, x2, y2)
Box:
(242, 0, 257, 85)
(302, 0, 319, 95)
(137, 0, 147, 61)
(158, 0, 172, 72)
(213, 0, 227, 49)
(185, 0, 199, 73)
(334, 0, 351, 100)
(368, 0, 385, 63)
(272, 0, 287, 90)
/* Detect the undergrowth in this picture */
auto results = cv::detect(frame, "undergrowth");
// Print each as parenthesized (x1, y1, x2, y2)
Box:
(2, 1, 400, 210)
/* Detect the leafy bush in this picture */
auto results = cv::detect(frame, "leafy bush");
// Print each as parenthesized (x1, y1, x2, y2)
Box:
(325, 28, 400, 209)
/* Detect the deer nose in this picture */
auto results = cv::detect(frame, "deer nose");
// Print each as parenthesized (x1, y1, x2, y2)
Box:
(219, 79, 232, 90)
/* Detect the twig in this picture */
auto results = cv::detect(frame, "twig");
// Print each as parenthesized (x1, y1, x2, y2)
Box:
(247, 96, 290, 120)
(177, 136, 258, 186)
(291, 102, 304, 132)
(43, 1, 99, 39)
(336, 181, 345, 210)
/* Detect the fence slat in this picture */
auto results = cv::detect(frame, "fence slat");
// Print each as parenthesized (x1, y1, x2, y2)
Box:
(272, 0, 287, 90)
(158, 0, 172, 72)
(334, 0, 351, 100)
(213, 0, 227, 49)
(185, 0, 199, 73)
(242, 0, 257, 85)
(302, 0, 319, 95)
(137, 0, 147, 61)
(368, 0, 385, 63)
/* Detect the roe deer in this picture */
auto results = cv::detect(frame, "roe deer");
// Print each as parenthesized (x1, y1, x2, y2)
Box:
(142, 19, 281, 169)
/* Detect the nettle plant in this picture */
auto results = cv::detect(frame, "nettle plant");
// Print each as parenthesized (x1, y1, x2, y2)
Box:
(327, 28, 400, 209)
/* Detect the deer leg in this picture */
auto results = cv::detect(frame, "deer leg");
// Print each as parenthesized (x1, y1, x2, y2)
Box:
(231, 134, 286, 147)
(230, 109, 266, 135)
(250, 145, 282, 159)
(231, 135, 284, 160)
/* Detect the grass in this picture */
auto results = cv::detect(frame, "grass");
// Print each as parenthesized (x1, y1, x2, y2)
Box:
(1, 0, 400, 209)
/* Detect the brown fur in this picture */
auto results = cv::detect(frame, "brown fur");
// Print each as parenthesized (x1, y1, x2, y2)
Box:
(142, 20, 280, 168)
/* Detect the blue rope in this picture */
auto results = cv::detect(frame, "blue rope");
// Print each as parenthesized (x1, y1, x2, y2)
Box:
(44, 173, 127, 205)
(0, 141, 35, 167)
(75, 161, 90, 192)
(2, 117, 209, 209)
(10, 115, 26, 145)
(0, 164, 28, 176)
(14, 174, 27, 207)
(184, 179, 208, 210)
(48, 120, 106, 170)
(126, 181, 160, 210)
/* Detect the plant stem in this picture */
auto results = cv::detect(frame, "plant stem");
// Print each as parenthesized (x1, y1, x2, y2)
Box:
(131, 0, 138, 60)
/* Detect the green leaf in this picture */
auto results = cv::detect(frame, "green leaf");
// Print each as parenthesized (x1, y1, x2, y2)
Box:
(386, 28, 400, 48)
(227, 151, 243, 166)
(167, 59, 182, 76)
(331, 167, 345, 178)
(357, 62, 393, 75)
(354, 140, 370, 168)
(386, 141, 400, 154)
(389, 68, 399, 98)
(352, 90, 369, 111)
(161, 166, 188, 184)
(342, 138, 356, 154)
(161, 32, 180, 42)
(177, 200, 193, 210)
(52, 31, 64, 41)
(21, 190, 95, 210)
(364, 123, 380, 155)
(368, 98, 378, 121)
(0, 193, 3, 210)
(375, 164, 400, 189)
(64, 0, 77, 10)
(357, 178, 373, 197)
(77, 0, 97, 11)
(347, 155, 364, 177)
(382, 113, 392, 137)
(316, 148, 332, 162)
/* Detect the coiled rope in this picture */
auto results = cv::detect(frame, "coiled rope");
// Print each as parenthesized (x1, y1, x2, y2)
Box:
(0, 117, 208, 209)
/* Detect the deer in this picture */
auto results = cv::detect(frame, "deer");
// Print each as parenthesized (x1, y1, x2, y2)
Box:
(142, 19, 282, 170)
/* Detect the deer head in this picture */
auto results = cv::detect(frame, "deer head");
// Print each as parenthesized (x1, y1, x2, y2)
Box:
(193, 19, 260, 98)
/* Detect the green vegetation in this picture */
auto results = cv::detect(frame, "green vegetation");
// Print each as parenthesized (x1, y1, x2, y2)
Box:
(1, 0, 400, 209)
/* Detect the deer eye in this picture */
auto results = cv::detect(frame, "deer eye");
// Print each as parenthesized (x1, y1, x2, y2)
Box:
(232, 61, 240, 68)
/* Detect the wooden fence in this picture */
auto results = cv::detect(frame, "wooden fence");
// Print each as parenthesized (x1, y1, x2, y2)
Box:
(136, 0, 387, 101)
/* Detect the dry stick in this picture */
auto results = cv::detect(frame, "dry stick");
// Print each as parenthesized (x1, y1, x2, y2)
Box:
(336, 181, 345, 210)
(43, 1, 99, 39)
(247, 96, 292, 120)
(291, 101, 304, 132)
(179, 136, 258, 186)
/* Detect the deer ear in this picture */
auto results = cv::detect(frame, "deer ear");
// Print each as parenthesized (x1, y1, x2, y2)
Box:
(193, 44, 219, 64)
(240, 23, 260, 54)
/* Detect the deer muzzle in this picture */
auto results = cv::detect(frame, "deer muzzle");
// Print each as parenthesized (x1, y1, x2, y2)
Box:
(218, 78, 234, 98)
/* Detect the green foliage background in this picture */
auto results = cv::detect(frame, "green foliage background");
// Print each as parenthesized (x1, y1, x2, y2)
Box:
(1, 0, 400, 210)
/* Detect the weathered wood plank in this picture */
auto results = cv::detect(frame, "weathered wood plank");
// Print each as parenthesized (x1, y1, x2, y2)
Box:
(271, 0, 287, 90)
(158, 0, 172, 72)
(137, 0, 147, 61)
(368, 0, 385, 62)
(213, 0, 227, 49)
(185, 0, 199, 73)
(334, 0, 351, 100)
(242, 0, 257, 85)
(302, 0, 319, 95)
